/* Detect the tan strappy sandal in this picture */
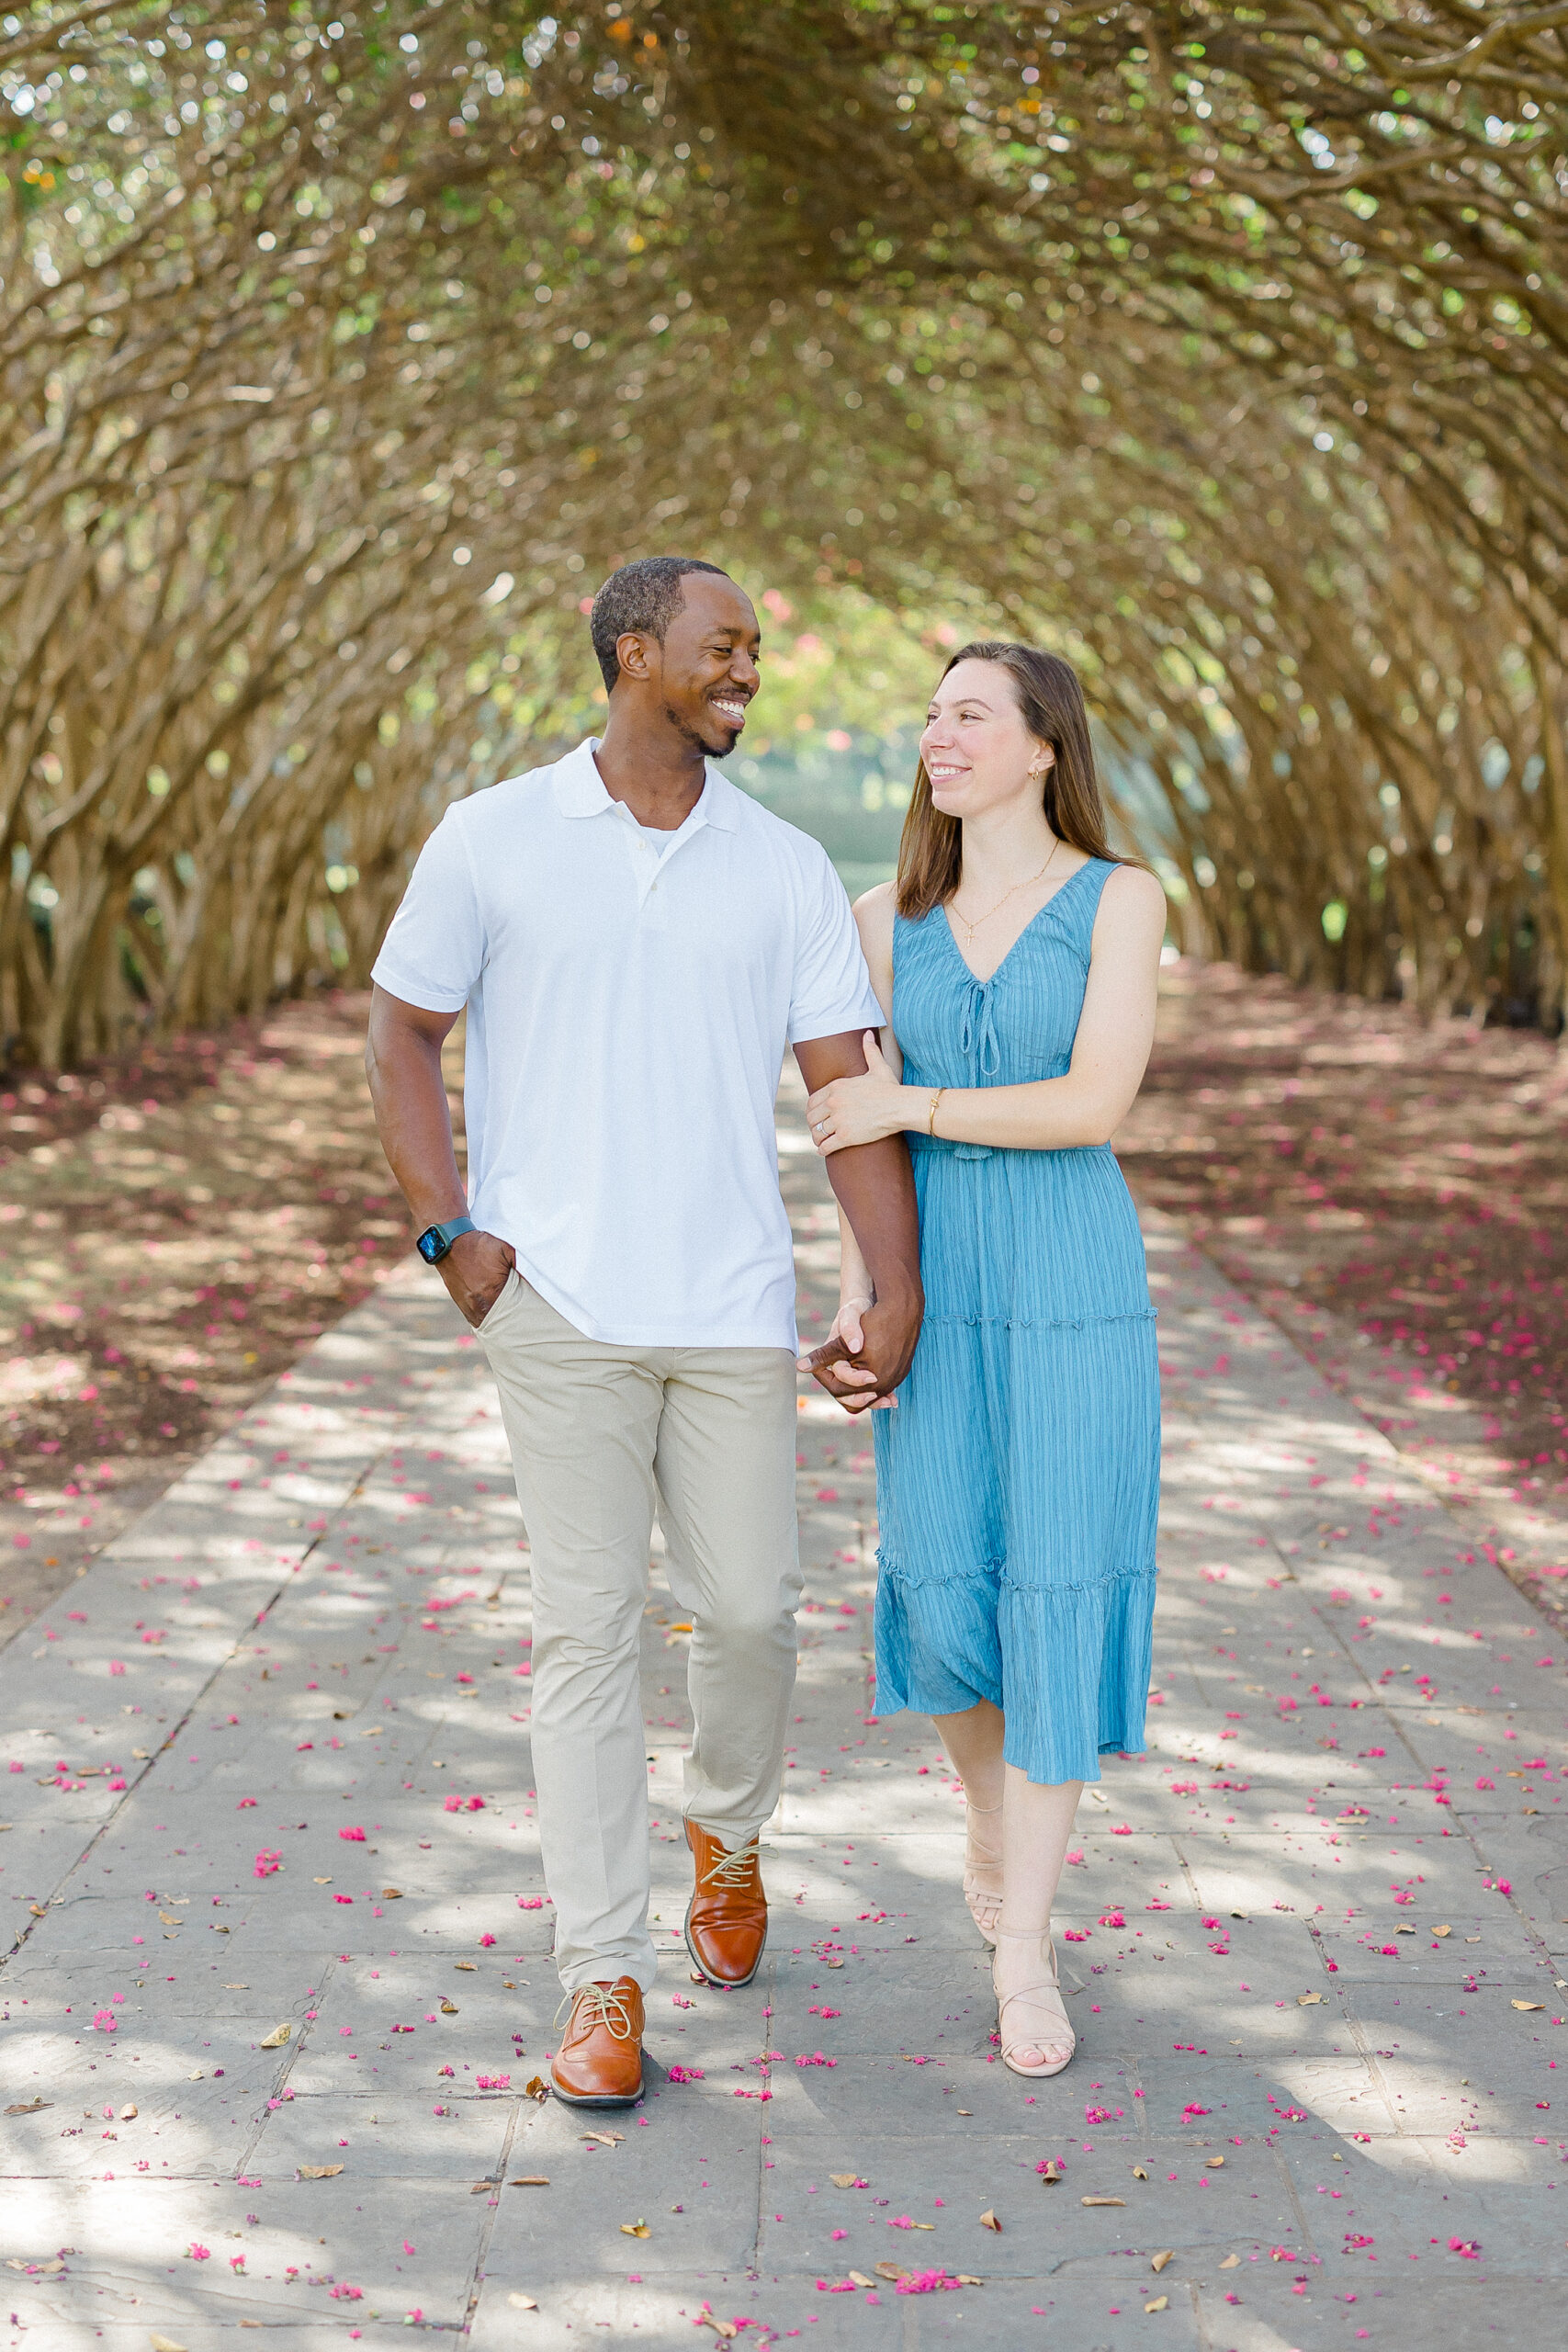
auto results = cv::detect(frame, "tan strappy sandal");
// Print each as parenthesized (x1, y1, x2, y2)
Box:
(991, 1925, 1075, 2079)
(962, 1796, 1004, 1946)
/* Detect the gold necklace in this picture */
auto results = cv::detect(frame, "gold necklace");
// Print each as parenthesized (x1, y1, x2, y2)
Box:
(951, 836, 1061, 948)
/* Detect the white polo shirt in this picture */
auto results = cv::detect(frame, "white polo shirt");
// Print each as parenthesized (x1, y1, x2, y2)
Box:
(371, 738, 883, 1349)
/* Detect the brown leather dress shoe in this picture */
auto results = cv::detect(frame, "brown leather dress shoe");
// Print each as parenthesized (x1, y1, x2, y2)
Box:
(685, 1819, 768, 1986)
(549, 1977, 645, 2108)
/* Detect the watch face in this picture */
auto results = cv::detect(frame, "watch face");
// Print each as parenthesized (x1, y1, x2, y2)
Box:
(417, 1228, 446, 1264)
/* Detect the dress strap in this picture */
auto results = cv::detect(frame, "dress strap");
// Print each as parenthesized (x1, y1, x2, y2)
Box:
(1056, 857, 1118, 958)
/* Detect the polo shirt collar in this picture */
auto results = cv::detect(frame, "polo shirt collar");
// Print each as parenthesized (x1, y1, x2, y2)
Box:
(552, 737, 740, 831)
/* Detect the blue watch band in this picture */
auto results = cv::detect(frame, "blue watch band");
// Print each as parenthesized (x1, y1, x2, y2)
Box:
(416, 1216, 476, 1264)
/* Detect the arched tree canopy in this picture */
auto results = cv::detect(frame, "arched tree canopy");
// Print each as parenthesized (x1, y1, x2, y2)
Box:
(3, 0, 1564, 1066)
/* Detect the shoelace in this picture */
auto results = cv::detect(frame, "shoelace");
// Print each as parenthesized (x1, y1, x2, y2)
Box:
(700, 1838, 761, 1892)
(555, 1982, 637, 2042)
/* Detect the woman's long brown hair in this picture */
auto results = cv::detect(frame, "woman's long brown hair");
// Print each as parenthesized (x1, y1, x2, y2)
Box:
(895, 640, 1124, 920)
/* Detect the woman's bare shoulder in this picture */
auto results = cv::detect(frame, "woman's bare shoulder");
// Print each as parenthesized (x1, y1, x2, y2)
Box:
(852, 879, 898, 949)
(1098, 861, 1168, 933)
(852, 879, 897, 1003)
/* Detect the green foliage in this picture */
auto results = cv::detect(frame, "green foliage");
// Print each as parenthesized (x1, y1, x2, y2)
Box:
(1, 1, 1565, 1062)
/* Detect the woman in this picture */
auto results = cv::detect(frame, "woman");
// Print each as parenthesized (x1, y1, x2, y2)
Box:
(800, 641, 1166, 2079)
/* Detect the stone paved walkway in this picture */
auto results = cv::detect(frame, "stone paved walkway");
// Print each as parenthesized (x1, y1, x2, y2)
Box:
(3, 1071, 1566, 2351)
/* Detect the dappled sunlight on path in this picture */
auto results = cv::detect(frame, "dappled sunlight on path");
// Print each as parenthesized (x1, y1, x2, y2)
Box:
(1123, 960, 1568, 1634)
(0, 1069, 1563, 2345)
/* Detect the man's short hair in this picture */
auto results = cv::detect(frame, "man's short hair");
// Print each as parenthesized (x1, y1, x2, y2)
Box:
(589, 556, 731, 693)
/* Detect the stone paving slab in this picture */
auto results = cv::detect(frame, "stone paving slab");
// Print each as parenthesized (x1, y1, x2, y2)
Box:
(4, 1071, 1568, 2348)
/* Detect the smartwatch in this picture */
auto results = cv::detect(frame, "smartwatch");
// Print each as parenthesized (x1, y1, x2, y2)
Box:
(415, 1216, 476, 1265)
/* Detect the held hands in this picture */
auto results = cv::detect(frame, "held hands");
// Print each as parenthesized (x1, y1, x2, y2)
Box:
(806, 1032, 908, 1156)
(796, 1289, 916, 1416)
(440, 1227, 516, 1329)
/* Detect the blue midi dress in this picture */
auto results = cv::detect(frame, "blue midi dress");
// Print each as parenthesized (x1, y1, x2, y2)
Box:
(871, 857, 1160, 1785)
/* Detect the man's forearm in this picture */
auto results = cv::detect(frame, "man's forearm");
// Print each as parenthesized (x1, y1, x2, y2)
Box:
(366, 989, 513, 1331)
(838, 1209, 873, 1306)
(365, 1023, 467, 1229)
(825, 1135, 921, 1311)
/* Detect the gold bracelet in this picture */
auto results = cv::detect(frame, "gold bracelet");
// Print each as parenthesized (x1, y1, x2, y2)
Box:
(928, 1087, 945, 1136)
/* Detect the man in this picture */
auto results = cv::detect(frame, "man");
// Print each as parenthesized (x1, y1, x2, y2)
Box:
(365, 557, 921, 2109)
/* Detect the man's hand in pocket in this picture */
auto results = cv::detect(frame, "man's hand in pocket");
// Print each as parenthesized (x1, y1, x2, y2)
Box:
(440, 1229, 517, 1328)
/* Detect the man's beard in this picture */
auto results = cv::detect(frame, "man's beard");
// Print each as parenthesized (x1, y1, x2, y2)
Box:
(661, 699, 733, 757)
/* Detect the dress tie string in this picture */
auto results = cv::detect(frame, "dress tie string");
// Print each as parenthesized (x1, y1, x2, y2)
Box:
(957, 977, 1003, 1079)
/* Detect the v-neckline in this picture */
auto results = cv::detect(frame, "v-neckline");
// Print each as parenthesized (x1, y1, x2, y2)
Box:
(937, 857, 1100, 986)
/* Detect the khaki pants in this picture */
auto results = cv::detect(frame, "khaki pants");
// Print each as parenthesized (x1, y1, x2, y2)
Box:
(478, 1271, 801, 1995)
